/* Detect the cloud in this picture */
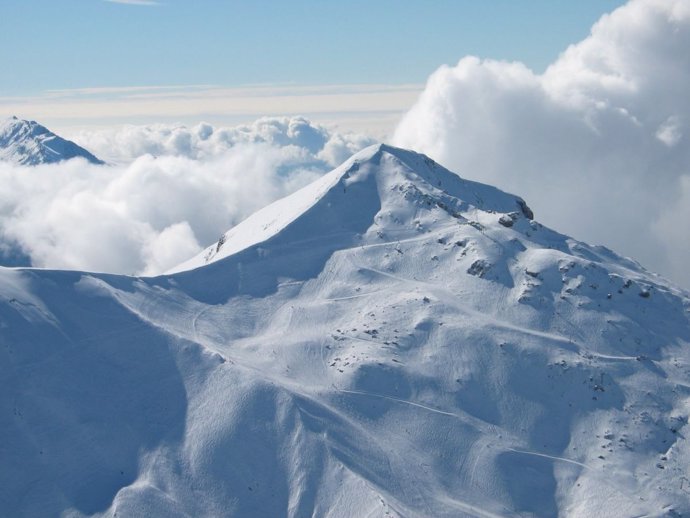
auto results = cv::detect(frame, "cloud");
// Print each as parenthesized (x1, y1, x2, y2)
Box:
(69, 116, 375, 167)
(0, 117, 375, 275)
(394, 0, 690, 288)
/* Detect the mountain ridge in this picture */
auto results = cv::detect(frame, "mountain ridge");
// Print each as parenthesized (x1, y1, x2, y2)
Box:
(1, 144, 689, 517)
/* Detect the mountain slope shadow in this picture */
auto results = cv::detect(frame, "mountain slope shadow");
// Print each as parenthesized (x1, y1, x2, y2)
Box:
(0, 269, 188, 516)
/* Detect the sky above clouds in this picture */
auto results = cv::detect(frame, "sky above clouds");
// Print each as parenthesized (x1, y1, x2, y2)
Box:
(0, 0, 689, 290)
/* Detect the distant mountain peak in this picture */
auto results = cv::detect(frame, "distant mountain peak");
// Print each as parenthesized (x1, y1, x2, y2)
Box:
(0, 116, 104, 166)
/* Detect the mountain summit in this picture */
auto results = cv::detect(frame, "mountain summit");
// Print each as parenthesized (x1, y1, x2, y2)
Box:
(170, 144, 534, 273)
(0, 116, 104, 165)
(2, 145, 689, 517)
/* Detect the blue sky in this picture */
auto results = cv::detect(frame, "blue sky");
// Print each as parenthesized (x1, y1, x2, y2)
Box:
(1, 0, 626, 93)
(0, 0, 626, 132)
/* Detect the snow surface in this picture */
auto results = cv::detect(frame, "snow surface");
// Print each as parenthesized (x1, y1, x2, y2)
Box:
(2, 144, 690, 517)
(0, 116, 104, 165)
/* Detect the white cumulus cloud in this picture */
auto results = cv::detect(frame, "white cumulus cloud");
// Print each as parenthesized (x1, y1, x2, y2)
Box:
(394, 0, 690, 288)
(70, 116, 374, 167)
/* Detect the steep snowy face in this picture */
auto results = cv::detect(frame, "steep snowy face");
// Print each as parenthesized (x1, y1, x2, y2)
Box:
(2, 145, 690, 518)
(0, 116, 104, 165)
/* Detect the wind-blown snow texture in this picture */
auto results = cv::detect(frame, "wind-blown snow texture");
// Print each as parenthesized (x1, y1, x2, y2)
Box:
(2, 145, 689, 517)
(0, 116, 103, 165)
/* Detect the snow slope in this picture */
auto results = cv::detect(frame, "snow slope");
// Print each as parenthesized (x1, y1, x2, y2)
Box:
(0, 116, 104, 165)
(2, 144, 690, 517)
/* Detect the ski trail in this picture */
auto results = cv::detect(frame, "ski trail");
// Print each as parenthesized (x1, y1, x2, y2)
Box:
(335, 388, 498, 437)
(325, 287, 392, 301)
(506, 447, 591, 470)
(505, 447, 639, 505)
(338, 389, 458, 417)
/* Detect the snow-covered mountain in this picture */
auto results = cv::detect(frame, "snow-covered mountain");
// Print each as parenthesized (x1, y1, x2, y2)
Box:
(2, 144, 689, 517)
(0, 116, 103, 165)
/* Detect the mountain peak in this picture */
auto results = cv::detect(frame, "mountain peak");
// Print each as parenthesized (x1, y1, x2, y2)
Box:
(0, 117, 104, 166)
(169, 144, 534, 274)
(330, 143, 532, 216)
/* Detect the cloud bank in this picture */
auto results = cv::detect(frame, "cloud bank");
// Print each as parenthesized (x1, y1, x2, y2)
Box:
(0, 117, 374, 275)
(70, 116, 374, 167)
(394, 0, 690, 288)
